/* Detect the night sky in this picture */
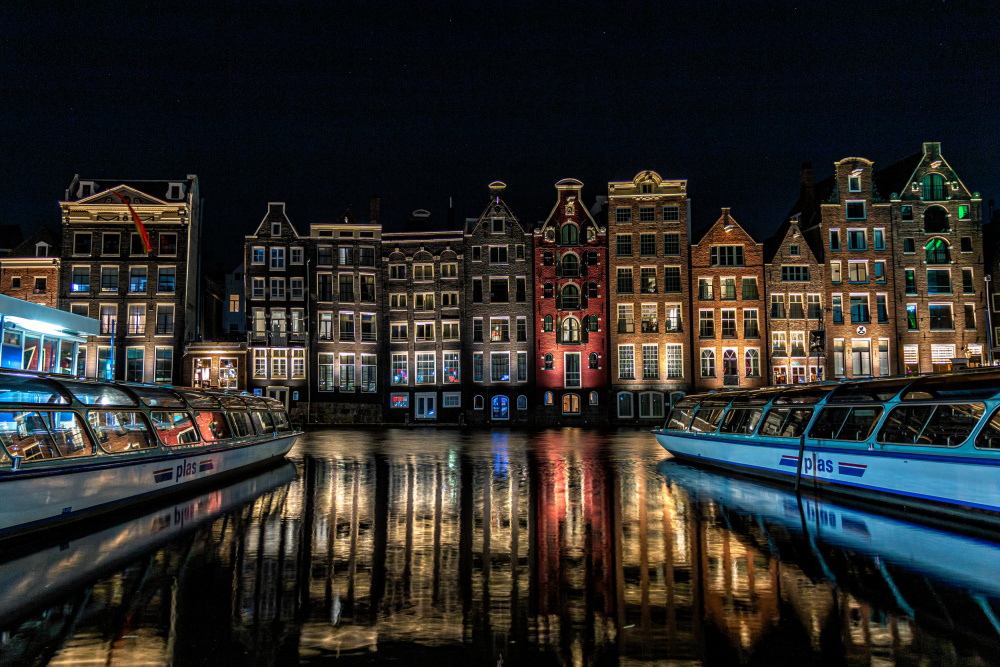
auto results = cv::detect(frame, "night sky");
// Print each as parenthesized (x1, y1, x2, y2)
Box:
(3, 1, 998, 272)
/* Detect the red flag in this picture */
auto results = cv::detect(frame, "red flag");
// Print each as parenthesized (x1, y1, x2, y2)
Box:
(112, 191, 152, 253)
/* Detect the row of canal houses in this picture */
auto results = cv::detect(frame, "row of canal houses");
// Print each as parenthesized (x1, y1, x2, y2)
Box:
(9, 141, 986, 426)
(232, 141, 989, 425)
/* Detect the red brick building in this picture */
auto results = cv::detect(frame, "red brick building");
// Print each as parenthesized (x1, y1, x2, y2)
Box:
(0, 227, 61, 309)
(690, 209, 767, 392)
(534, 179, 607, 422)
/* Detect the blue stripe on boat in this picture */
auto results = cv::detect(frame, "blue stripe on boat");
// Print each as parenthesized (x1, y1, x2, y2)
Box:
(779, 455, 799, 468)
(199, 460, 214, 472)
(838, 462, 867, 477)
(153, 468, 173, 483)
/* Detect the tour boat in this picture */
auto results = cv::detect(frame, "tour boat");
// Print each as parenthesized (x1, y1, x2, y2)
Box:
(653, 369, 1000, 519)
(0, 369, 300, 537)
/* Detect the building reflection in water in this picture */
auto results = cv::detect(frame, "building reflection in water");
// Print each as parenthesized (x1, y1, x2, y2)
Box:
(0, 429, 995, 665)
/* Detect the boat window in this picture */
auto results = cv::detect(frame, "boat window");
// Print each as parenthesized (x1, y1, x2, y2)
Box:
(699, 396, 734, 408)
(88, 411, 156, 452)
(243, 396, 269, 410)
(263, 397, 285, 411)
(759, 408, 813, 438)
(729, 390, 780, 406)
(273, 411, 293, 432)
(902, 373, 1000, 402)
(63, 381, 136, 407)
(975, 407, 1000, 449)
(773, 386, 831, 405)
(184, 392, 223, 409)
(719, 408, 763, 435)
(42, 411, 94, 457)
(151, 412, 201, 446)
(230, 412, 253, 437)
(251, 410, 274, 434)
(134, 387, 186, 408)
(879, 403, 984, 446)
(0, 411, 61, 460)
(689, 407, 726, 433)
(665, 407, 695, 431)
(195, 411, 232, 442)
(219, 395, 247, 410)
(809, 406, 883, 441)
(827, 378, 912, 403)
(0, 375, 69, 405)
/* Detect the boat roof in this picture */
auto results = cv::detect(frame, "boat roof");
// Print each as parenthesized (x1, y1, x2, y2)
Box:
(676, 367, 1000, 408)
(0, 369, 285, 412)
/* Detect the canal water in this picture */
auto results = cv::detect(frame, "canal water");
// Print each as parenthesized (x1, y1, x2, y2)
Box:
(0, 428, 998, 665)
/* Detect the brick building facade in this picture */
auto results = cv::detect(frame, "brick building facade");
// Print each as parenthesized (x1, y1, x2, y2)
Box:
(244, 203, 309, 409)
(889, 142, 987, 372)
(818, 158, 896, 379)
(0, 227, 61, 309)
(607, 171, 690, 423)
(463, 182, 534, 424)
(59, 176, 200, 384)
(383, 222, 464, 423)
(534, 179, 608, 423)
(764, 216, 825, 384)
(690, 209, 767, 392)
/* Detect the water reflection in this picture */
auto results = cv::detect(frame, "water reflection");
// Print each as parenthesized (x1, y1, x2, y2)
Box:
(2, 429, 1000, 664)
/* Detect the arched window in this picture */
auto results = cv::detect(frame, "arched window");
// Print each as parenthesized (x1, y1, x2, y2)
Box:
(588, 315, 599, 332)
(561, 253, 579, 277)
(588, 281, 598, 298)
(561, 224, 579, 245)
(923, 173, 945, 201)
(543, 250, 553, 266)
(492, 395, 509, 420)
(701, 349, 716, 377)
(745, 349, 760, 377)
(589, 391, 599, 406)
(543, 282, 553, 298)
(474, 395, 484, 410)
(544, 391, 553, 405)
(561, 317, 580, 343)
(589, 352, 599, 369)
(562, 393, 580, 414)
(586, 227, 596, 242)
(924, 206, 949, 233)
(723, 349, 738, 376)
(517, 395, 527, 411)
(544, 353, 554, 369)
(925, 238, 950, 264)
(543, 315, 553, 332)
(561, 284, 580, 309)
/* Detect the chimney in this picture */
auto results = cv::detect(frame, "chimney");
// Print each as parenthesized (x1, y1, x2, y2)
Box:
(799, 161, 815, 223)
(369, 195, 381, 225)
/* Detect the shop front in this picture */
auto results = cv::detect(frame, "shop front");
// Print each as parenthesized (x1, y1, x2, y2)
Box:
(0, 294, 100, 375)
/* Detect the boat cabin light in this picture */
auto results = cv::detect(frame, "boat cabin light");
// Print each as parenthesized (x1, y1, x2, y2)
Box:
(902, 371, 1000, 402)
(60, 380, 136, 406)
(0, 374, 70, 405)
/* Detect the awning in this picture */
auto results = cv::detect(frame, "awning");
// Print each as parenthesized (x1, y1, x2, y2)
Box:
(0, 294, 100, 339)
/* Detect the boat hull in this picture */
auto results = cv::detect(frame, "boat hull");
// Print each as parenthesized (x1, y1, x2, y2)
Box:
(0, 433, 298, 537)
(653, 429, 1000, 517)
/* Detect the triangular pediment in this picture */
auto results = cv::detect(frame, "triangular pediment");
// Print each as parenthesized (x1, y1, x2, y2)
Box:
(897, 144, 975, 202)
(74, 184, 169, 207)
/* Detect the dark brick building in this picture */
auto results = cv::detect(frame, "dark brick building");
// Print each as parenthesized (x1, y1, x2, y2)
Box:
(383, 217, 464, 423)
(819, 158, 896, 379)
(764, 215, 825, 384)
(1, 227, 61, 310)
(607, 171, 690, 423)
(690, 209, 767, 392)
(887, 142, 987, 372)
(310, 203, 384, 423)
(59, 175, 201, 384)
(534, 179, 608, 423)
(244, 203, 309, 409)
(463, 182, 534, 424)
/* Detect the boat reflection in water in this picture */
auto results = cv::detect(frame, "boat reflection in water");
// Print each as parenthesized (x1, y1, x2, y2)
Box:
(2, 429, 999, 664)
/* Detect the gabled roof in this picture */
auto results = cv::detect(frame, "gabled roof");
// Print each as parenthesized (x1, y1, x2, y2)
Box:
(538, 178, 599, 234)
(248, 202, 301, 238)
(9, 227, 60, 258)
(69, 183, 170, 207)
(465, 182, 524, 235)
(692, 208, 760, 246)
(64, 175, 196, 203)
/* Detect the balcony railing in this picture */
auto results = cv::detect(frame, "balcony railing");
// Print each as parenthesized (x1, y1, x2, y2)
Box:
(641, 320, 658, 333)
(155, 323, 174, 334)
(361, 330, 377, 342)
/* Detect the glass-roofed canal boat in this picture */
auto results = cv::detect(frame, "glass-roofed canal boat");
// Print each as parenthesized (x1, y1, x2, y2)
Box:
(0, 369, 299, 538)
(653, 369, 1000, 519)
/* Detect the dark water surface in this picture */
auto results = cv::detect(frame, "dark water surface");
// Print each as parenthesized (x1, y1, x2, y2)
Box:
(0, 428, 998, 666)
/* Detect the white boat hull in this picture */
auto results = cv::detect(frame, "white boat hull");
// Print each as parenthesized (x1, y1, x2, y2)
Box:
(0, 434, 298, 536)
(654, 430, 1000, 514)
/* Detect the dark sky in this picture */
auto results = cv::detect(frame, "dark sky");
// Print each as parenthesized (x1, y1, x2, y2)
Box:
(3, 1, 998, 272)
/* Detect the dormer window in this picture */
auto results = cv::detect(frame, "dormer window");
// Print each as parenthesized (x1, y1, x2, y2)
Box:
(642, 183, 652, 194)
(35, 242, 50, 257)
(271, 222, 281, 236)
(167, 183, 184, 200)
(78, 181, 95, 199)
